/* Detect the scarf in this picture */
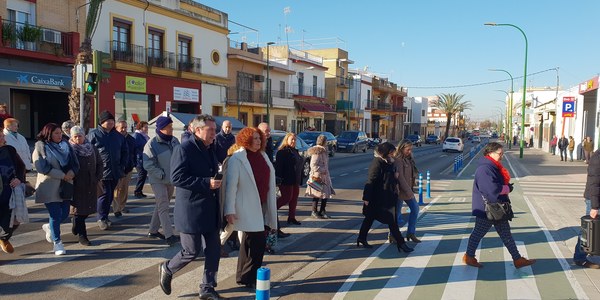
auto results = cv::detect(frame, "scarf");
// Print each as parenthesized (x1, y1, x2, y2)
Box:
(156, 129, 173, 142)
(485, 155, 510, 184)
(45, 140, 71, 169)
(70, 139, 95, 157)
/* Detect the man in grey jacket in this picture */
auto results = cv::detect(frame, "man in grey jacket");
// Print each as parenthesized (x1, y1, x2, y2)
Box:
(144, 116, 180, 246)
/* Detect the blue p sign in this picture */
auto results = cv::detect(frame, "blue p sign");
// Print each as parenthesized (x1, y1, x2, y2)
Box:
(562, 98, 575, 117)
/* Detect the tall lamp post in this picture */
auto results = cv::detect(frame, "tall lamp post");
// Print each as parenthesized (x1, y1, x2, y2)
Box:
(485, 23, 528, 158)
(265, 42, 275, 124)
(489, 69, 514, 149)
(495, 100, 508, 137)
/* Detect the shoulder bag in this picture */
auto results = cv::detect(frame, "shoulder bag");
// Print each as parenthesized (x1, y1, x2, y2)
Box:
(483, 195, 513, 221)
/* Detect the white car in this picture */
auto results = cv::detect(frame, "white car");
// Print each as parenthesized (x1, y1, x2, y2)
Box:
(442, 137, 464, 152)
(472, 136, 481, 143)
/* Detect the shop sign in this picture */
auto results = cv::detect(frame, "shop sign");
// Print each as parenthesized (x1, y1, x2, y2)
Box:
(173, 87, 199, 102)
(579, 76, 598, 94)
(125, 76, 146, 93)
(0, 68, 71, 88)
(562, 96, 575, 118)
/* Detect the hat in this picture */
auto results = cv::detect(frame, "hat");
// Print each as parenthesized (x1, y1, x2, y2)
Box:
(70, 125, 85, 137)
(156, 116, 173, 131)
(99, 110, 115, 125)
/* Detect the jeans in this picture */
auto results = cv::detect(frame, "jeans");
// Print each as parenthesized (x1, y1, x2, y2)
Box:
(560, 148, 567, 161)
(45, 200, 71, 242)
(134, 164, 147, 195)
(574, 199, 592, 262)
(396, 197, 419, 235)
(569, 150, 574, 161)
(97, 179, 117, 221)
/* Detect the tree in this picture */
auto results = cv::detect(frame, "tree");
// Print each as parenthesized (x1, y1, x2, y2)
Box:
(432, 93, 472, 139)
(68, 0, 104, 131)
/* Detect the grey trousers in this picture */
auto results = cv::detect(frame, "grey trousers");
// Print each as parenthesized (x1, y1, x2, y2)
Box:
(148, 183, 175, 238)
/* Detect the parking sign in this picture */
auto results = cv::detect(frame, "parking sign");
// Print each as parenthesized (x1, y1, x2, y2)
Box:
(562, 97, 575, 117)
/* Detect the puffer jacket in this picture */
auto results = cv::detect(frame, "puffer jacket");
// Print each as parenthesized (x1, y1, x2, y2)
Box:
(305, 145, 335, 199)
(87, 125, 128, 180)
(143, 135, 180, 184)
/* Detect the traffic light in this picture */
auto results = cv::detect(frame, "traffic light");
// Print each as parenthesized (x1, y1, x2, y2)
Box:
(84, 72, 98, 95)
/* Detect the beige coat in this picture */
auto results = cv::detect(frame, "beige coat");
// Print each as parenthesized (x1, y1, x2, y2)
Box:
(32, 141, 72, 204)
(305, 145, 335, 199)
(394, 155, 416, 201)
(224, 148, 278, 232)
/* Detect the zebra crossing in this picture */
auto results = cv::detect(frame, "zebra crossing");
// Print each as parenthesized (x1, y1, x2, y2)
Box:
(519, 181, 585, 200)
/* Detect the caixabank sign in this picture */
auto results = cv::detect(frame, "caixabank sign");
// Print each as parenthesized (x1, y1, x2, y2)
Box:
(0, 68, 71, 89)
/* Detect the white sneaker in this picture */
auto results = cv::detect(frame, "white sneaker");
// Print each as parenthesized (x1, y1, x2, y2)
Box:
(42, 224, 52, 243)
(53, 241, 66, 256)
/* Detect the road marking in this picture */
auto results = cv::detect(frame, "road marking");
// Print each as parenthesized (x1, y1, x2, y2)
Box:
(374, 234, 442, 300)
(353, 170, 360, 173)
(339, 173, 348, 177)
(503, 241, 540, 300)
(441, 237, 481, 300)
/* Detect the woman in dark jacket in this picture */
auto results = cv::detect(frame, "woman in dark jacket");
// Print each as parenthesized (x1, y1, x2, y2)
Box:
(0, 129, 26, 254)
(358, 142, 413, 253)
(464, 142, 535, 269)
(69, 126, 103, 246)
(275, 133, 304, 226)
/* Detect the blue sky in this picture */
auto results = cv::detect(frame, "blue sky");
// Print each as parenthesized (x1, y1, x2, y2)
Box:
(201, 0, 599, 120)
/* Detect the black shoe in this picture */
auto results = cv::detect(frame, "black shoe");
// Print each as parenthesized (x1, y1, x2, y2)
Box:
(398, 243, 414, 253)
(287, 219, 301, 225)
(237, 281, 256, 289)
(122, 208, 130, 213)
(159, 262, 172, 295)
(114, 211, 122, 217)
(356, 239, 373, 248)
(79, 235, 92, 246)
(148, 232, 166, 240)
(166, 235, 179, 246)
(134, 193, 147, 199)
(277, 229, 291, 238)
(199, 289, 227, 299)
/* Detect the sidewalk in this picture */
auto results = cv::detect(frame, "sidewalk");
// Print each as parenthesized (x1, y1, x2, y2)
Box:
(505, 144, 588, 183)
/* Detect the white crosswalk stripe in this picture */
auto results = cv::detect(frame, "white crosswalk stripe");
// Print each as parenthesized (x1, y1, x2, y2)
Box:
(441, 237, 481, 300)
(503, 241, 540, 300)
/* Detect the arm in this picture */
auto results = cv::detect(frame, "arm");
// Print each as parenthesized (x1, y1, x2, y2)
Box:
(32, 147, 66, 180)
(275, 149, 286, 178)
(94, 147, 103, 180)
(310, 153, 323, 178)
(119, 135, 129, 172)
(397, 162, 415, 199)
(362, 159, 380, 202)
(224, 156, 240, 218)
(475, 165, 504, 202)
(143, 140, 165, 180)
(8, 146, 26, 183)
(170, 145, 210, 193)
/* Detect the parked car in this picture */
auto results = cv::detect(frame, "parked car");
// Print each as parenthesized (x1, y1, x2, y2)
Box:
(336, 130, 368, 153)
(367, 137, 382, 149)
(271, 130, 311, 181)
(425, 135, 440, 144)
(297, 131, 337, 157)
(406, 134, 422, 147)
(442, 137, 464, 152)
(472, 136, 481, 143)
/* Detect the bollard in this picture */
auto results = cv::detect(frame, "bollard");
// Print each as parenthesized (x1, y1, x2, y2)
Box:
(426, 170, 431, 199)
(453, 157, 458, 173)
(256, 267, 270, 300)
(418, 173, 423, 204)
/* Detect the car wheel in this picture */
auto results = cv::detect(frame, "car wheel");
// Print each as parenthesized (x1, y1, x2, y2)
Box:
(352, 146, 357, 153)
(330, 147, 335, 157)
(362, 146, 366, 153)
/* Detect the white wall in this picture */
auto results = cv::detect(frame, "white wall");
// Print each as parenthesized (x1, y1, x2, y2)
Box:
(201, 83, 225, 113)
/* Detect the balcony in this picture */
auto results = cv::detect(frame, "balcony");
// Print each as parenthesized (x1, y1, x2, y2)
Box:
(226, 87, 268, 105)
(337, 76, 353, 88)
(291, 84, 325, 98)
(0, 19, 78, 63)
(336, 100, 354, 112)
(109, 41, 202, 74)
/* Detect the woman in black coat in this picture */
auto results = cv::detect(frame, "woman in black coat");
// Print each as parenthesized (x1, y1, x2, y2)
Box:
(275, 133, 304, 225)
(358, 142, 413, 253)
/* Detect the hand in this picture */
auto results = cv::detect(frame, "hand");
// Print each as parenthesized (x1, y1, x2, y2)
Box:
(363, 200, 369, 206)
(591, 209, 598, 219)
(64, 170, 75, 181)
(226, 214, 237, 224)
(508, 183, 514, 193)
(210, 179, 222, 189)
(9, 178, 21, 188)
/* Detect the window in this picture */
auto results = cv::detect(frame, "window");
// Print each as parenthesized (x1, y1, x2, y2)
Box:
(178, 36, 192, 71)
(340, 91, 344, 100)
(148, 28, 164, 67)
(114, 92, 150, 129)
(312, 76, 318, 97)
(298, 72, 304, 95)
(239, 112, 248, 126)
(236, 72, 254, 102)
(422, 110, 426, 117)
(112, 19, 131, 62)
(280, 81, 285, 98)
(7, 9, 30, 49)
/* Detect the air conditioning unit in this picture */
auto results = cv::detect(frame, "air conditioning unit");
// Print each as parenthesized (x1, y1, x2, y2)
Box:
(254, 75, 265, 82)
(42, 29, 61, 44)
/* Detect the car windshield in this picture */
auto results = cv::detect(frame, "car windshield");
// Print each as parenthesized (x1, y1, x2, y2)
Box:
(339, 132, 357, 139)
(298, 132, 320, 140)
(446, 138, 460, 143)
(408, 135, 418, 140)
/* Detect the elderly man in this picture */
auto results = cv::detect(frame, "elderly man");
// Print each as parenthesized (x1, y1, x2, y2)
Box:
(215, 120, 235, 164)
(159, 114, 225, 300)
(87, 111, 128, 230)
(3, 118, 32, 171)
(112, 120, 136, 217)
(258, 122, 273, 163)
(61, 120, 75, 141)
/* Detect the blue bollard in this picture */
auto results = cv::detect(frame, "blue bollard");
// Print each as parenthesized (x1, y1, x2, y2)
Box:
(256, 267, 270, 300)
(426, 170, 431, 199)
(418, 173, 423, 204)
(453, 157, 457, 173)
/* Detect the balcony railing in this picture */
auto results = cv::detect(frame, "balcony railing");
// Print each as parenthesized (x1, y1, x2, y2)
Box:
(336, 100, 354, 112)
(291, 84, 325, 98)
(1, 19, 75, 56)
(337, 77, 353, 88)
(109, 41, 202, 73)
(226, 87, 267, 104)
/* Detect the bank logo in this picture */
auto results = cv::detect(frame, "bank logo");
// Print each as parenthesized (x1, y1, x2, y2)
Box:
(16, 74, 29, 85)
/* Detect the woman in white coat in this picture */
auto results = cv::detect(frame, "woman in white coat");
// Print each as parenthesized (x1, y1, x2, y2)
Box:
(3, 118, 32, 171)
(224, 127, 277, 289)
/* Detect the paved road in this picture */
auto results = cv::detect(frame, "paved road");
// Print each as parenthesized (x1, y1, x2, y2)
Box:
(1, 142, 598, 299)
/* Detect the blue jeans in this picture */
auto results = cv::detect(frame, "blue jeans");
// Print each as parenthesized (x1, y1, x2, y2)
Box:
(574, 199, 592, 262)
(45, 200, 71, 243)
(396, 197, 419, 235)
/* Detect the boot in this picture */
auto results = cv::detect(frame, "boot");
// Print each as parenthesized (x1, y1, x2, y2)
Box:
(514, 257, 536, 269)
(311, 210, 323, 219)
(462, 254, 483, 268)
(406, 234, 421, 243)
(71, 216, 78, 236)
(79, 235, 91, 246)
(388, 233, 396, 244)
(319, 200, 330, 219)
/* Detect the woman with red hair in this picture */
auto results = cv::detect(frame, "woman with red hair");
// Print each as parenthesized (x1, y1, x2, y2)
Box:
(224, 127, 277, 288)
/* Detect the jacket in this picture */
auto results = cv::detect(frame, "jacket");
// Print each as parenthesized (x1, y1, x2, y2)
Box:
(275, 146, 304, 185)
(471, 157, 509, 219)
(143, 135, 180, 185)
(87, 126, 128, 180)
(558, 137, 569, 150)
(0, 145, 26, 206)
(71, 145, 103, 215)
(170, 137, 220, 234)
(550, 136, 557, 147)
(214, 131, 235, 164)
(394, 155, 416, 201)
(305, 145, 335, 199)
(124, 134, 136, 173)
(133, 131, 149, 168)
(569, 138, 575, 151)
(3, 129, 32, 170)
(180, 130, 193, 144)
(224, 148, 278, 232)
(584, 140, 594, 152)
(362, 156, 398, 217)
(584, 149, 600, 209)
(32, 141, 79, 204)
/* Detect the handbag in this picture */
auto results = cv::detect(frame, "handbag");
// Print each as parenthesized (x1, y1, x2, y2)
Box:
(484, 196, 513, 221)
(59, 180, 74, 200)
(307, 177, 324, 192)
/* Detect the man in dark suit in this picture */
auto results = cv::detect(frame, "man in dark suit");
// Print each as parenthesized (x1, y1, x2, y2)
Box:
(159, 114, 226, 300)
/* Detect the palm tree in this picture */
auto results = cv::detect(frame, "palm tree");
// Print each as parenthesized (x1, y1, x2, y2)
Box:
(68, 0, 104, 131)
(432, 93, 472, 139)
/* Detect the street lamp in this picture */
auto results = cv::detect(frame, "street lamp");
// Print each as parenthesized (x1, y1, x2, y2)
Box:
(265, 42, 275, 124)
(485, 23, 528, 158)
(489, 69, 514, 149)
(494, 100, 507, 137)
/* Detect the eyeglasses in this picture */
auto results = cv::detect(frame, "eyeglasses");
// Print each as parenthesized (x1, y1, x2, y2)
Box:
(494, 151, 504, 156)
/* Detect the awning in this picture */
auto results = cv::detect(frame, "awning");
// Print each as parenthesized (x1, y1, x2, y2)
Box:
(296, 101, 336, 114)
